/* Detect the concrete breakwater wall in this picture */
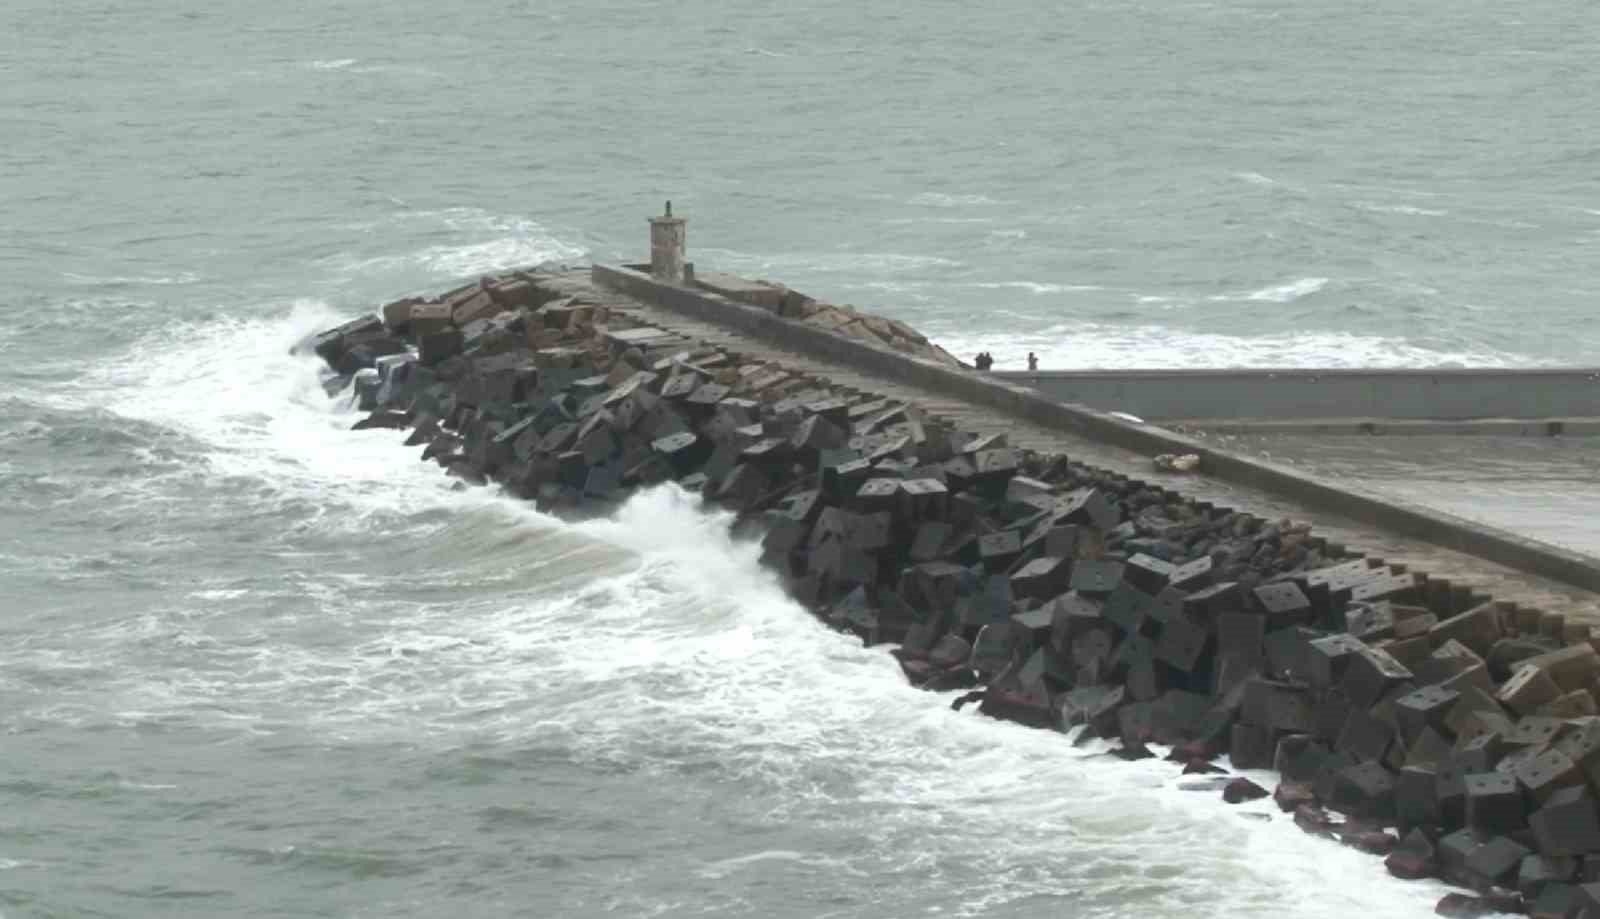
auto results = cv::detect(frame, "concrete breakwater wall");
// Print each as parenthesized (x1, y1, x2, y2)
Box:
(994, 368, 1600, 427)
(303, 268, 1600, 918)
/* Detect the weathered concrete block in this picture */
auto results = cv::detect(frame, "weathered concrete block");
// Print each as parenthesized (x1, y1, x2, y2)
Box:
(1123, 554, 1174, 595)
(1102, 581, 1154, 635)
(1012, 555, 1071, 601)
(1342, 645, 1414, 709)
(1523, 644, 1600, 694)
(1531, 785, 1600, 856)
(1437, 827, 1484, 878)
(977, 529, 1022, 572)
(1394, 684, 1461, 745)
(1254, 581, 1312, 623)
(1170, 555, 1214, 591)
(1515, 747, 1584, 804)
(1243, 679, 1314, 734)
(1069, 559, 1124, 597)
(1554, 718, 1600, 788)
(1346, 601, 1396, 643)
(969, 622, 1018, 677)
(1228, 723, 1280, 774)
(1305, 633, 1367, 688)
(1405, 725, 1451, 768)
(1052, 487, 1117, 532)
(1500, 664, 1563, 715)
(1430, 602, 1505, 657)
(1155, 616, 1209, 674)
(1538, 689, 1597, 719)
(1182, 581, 1241, 621)
(1045, 524, 1104, 561)
(1273, 734, 1327, 782)
(1330, 760, 1397, 820)
(1418, 638, 1488, 686)
(1502, 715, 1564, 748)
(1337, 707, 1395, 763)
(1216, 612, 1266, 668)
(1530, 883, 1582, 919)
(418, 328, 463, 366)
(1378, 635, 1434, 673)
(1519, 854, 1577, 900)
(1465, 771, 1528, 834)
(1463, 835, 1532, 888)
(1396, 764, 1440, 828)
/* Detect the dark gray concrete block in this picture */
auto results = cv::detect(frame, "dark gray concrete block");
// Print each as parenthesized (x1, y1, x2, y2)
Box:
(1466, 771, 1528, 835)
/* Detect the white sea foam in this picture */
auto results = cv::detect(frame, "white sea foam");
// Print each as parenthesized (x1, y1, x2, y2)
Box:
(1241, 277, 1330, 302)
(329, 209, 588, 278)
(62, 271, 201, 286)
(908, 192, 1002, 207)
(1354, 202, 1450, 217)
(969, 281, 1106, 295)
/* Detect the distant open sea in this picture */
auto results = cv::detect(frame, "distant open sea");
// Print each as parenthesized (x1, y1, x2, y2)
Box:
(3, 0, 1596, 915)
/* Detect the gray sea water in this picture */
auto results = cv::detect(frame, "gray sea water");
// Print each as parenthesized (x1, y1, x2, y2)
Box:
(4, 0, 1597, 915)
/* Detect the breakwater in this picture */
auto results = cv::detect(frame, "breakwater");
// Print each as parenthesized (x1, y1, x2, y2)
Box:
(302, 267, 1600, 918)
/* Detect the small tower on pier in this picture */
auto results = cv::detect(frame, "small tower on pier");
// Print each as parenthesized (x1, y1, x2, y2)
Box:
(648, 201, 687, 284)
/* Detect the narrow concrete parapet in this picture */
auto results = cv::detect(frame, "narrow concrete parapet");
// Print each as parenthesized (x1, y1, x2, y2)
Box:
(591, 263, 1600, 594)
(996, 368, 1600, 424)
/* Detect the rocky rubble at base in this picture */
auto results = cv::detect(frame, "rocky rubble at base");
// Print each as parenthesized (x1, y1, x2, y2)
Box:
(303, 268, 1600, 918)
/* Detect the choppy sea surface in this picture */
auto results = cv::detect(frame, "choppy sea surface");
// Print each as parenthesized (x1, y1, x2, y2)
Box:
(4, 0, 1596, 915)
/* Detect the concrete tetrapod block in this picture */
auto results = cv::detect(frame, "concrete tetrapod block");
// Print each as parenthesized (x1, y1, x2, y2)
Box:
(1429, 602, 1505, 658)
(1102, 582, 1155, 636)
(1500, 664, 1564, 716)
(1123, 554, 1174, 595)
(1395, 764, 1440, 828)
(1329, 760, 1397, 820)
(1069, 560, 1124, 598)
(1555, 718, 1600, 788)
(1305, 633, 1368, 689)
(1529, 883, 1582, 919)
(1465, 771, 1528, 835)
(1155, 616, 1210, 675)
(1342, 645, 1415, 709)
(1519, 854, 1578, 900)
(1463, 835, 1533, 889)
(1229, 722, 1275, 770)
(1393, 684, 1461, 746)
(1011, 555, 1071, 601)
(1514, 747, 1584, 805)
(1522, 643, 1600, 694)
(1242, 679, 1315, 734)
(1530, 785, 1600, 856)
(1336, 707, 1395, 764)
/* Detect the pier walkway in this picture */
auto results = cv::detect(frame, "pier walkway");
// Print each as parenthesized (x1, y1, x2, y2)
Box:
(536, 265, 1600, 623)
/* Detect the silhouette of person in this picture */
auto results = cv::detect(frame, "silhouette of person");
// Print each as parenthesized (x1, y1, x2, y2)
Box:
(1027, 352, 1038, 371)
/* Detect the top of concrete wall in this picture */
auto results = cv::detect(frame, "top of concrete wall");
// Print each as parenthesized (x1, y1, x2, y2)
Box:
(591, 263, 1600, 596)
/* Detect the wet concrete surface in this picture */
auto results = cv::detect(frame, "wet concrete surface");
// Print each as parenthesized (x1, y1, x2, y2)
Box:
(1202, 432, 1600, 556)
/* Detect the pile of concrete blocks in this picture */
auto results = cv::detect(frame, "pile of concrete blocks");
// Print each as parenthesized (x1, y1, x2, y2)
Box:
(299, 267, 1600, 918)
(689, 271, 963, 368)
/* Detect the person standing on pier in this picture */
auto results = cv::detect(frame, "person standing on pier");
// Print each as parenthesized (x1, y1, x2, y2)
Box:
(1027, 352, 1038, 371)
